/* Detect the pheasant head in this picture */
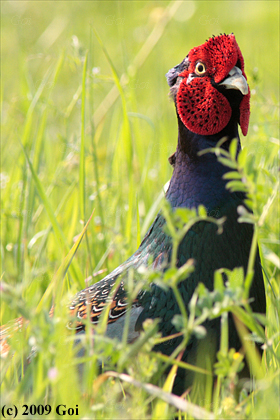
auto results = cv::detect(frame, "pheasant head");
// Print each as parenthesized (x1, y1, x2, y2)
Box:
(166, 34, 250, 136)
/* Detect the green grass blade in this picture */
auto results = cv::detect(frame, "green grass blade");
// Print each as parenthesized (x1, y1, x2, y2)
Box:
(36, 210, 94, 313)
(20, 141, 84, 287)
(92, 26, 132, 171)
(79, 51, 88, 224)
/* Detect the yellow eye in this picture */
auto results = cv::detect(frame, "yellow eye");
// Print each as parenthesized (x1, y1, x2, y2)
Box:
(195, 62, 206, 75)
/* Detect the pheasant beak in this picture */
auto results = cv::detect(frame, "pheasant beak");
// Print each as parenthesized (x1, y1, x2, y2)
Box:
(219, 66, 248, 95)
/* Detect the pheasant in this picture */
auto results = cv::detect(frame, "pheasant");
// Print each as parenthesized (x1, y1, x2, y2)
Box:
(1, 34, 266, 393)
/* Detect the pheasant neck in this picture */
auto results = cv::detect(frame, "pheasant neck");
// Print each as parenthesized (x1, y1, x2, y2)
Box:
(165, 116, 241, 210)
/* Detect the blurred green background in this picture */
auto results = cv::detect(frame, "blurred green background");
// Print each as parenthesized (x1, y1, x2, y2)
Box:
(1, 0, 279, 293)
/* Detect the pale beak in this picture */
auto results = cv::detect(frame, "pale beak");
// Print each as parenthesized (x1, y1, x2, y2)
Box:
(219, 66, 248, 95)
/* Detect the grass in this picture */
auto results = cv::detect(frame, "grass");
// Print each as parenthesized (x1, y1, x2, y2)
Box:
(1, 1, 279, 418)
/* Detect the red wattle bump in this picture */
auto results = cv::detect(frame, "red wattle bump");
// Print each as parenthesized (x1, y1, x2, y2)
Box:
(239, 87, 250, 136)
(177, 77, 232, 135)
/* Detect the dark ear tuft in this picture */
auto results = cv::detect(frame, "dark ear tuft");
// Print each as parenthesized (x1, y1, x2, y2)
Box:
(165, 64, 181, 87)
(165, 57, 188, 87)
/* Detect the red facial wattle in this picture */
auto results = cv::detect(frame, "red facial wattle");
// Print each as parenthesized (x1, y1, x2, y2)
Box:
(176, 34, 250, 136)
(177, 76, 232, 135)
(239, 93, 250, 136)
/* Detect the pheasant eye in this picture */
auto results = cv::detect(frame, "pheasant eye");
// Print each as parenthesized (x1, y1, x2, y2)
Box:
(195, 62, 206, 75)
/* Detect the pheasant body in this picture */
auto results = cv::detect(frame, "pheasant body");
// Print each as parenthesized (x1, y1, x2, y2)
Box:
(1, 34, 266, 393)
